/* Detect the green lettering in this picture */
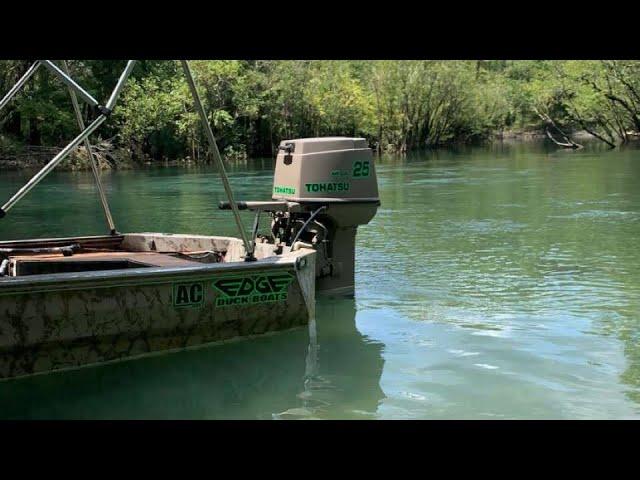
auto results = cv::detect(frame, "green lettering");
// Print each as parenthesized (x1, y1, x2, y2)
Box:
(190, 284, 203, 303)
(274, 185, 296, 195)
(176, 286, 189, 304)
(174, 282, 205, 307)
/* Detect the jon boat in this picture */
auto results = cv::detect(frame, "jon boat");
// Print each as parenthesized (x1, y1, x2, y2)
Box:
(0, 60, 379, 380)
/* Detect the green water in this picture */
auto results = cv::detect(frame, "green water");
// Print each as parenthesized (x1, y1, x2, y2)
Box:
(1, 142, 639, 419)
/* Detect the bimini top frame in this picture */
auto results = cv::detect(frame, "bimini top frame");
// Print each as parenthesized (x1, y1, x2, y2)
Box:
(0, 60, 255, 261)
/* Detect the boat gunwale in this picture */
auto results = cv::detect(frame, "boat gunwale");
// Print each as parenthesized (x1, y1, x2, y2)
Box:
(0, 232, 316, 295)
(0, 255, 314, 293)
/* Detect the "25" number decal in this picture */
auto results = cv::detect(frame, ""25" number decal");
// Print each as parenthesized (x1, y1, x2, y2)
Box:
(353, 161, 370, 178)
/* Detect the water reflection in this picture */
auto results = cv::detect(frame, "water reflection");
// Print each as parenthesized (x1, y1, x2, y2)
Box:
(0, 298, 384, 419)
(275, 298, 385, 419)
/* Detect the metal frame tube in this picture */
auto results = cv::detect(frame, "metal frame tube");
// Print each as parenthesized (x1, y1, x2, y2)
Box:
(250, 209, 262, 254)
(1, 115, 107, 214)
(180, 60, 255, 260)
(40, 60, 99, 107)
(1, 59, 254, 257)
(62, 61, 116, 234)
(0, 61, 41, 112)
(0, 61, 135, 219)
(105, 60, 137, 110)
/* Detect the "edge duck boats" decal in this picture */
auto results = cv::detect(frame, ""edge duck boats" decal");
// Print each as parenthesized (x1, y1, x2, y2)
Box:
(212, 272, 295, 307)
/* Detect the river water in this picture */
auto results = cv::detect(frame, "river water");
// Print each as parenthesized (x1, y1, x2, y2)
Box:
(0, 142, 639, 419)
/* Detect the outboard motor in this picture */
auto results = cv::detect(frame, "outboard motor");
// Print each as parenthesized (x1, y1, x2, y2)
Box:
(272, 137, 380, 294)
(220, 137, 379, 295)
(274, 136, 381, 295)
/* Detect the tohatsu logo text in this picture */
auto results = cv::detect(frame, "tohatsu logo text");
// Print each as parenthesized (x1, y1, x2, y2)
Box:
(305, 182, 350, 193)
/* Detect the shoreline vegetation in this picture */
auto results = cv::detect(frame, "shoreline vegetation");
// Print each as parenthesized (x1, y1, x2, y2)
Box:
(1, 60, 639, 171)
(0, 132, 556, 172)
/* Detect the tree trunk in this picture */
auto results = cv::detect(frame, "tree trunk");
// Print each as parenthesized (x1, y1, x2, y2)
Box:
(544, 129, 580, 149)
(565, 102, 617, 148)
(534, 108, 582, 149)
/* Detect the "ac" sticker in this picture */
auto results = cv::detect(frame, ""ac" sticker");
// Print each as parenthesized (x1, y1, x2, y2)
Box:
(173, 282, 205, 308)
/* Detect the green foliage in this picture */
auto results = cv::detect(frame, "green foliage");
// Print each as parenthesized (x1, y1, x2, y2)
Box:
(1, 60, 639, 164)
(508, 60, 640, 146)
(114, 71, 191, 160)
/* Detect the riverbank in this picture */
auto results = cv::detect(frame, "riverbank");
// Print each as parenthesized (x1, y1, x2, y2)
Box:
(0, 132, 544, 171)
(0, 152, 248, 171)
(1, 132, 636, 172)
(0, 145, 208, 171)
(0, 144, 131, 171)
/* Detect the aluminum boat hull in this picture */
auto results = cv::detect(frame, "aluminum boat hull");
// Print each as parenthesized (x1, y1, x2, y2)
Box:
(0, 233, 316, 380)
